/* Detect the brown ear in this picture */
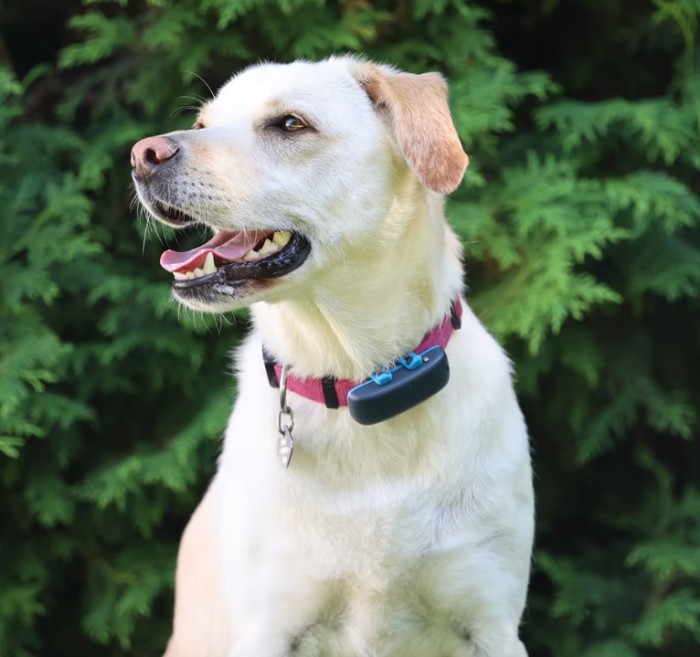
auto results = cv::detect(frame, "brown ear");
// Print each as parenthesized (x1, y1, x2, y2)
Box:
(362, 65, 468, 194)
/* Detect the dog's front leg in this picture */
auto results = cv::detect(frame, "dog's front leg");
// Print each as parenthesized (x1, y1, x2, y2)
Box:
(164, 479, 232, 657)
(223, 566, 327, 657)
(217, 469, 329, 657)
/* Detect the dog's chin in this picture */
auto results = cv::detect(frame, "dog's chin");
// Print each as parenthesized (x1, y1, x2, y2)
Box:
(167, 231, 312, 312)
(172, 280, 270, 313)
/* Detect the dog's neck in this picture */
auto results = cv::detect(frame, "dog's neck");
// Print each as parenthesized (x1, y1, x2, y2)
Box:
(251, 182, 463, 380)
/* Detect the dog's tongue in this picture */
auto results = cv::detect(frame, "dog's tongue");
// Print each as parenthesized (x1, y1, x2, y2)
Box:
(160, 230, 266, 273)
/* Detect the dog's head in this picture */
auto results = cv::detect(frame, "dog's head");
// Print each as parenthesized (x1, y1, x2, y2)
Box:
(131, 57, 468, 312)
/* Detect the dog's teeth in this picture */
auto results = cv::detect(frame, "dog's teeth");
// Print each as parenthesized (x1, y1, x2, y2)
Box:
(242, 235, 286, 262)
(273, 231, 291, 246)
(203, 252, 217, 274)
(173, 264, 212, 280)
(259, 239, 278, 256)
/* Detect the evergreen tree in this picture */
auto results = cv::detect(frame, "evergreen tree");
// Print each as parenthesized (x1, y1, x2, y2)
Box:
(0, 1, 698, 655)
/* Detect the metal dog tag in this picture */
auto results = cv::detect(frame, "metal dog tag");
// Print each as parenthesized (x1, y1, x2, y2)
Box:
(278, 426, 294, 468)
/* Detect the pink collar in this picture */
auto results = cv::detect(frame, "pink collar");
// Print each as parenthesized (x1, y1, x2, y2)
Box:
(263, 299, 463, 408)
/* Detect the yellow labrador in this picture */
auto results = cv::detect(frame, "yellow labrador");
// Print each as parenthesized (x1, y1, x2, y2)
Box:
(132, 56, 533, 657)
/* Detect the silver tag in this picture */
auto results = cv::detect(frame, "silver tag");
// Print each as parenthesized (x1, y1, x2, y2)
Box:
(278, 426, 294, 468)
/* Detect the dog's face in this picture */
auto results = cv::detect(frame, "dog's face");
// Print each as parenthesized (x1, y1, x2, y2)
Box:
(131, 57, 467, 312)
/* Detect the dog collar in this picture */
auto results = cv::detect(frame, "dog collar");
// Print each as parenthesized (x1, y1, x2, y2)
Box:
(263, 298, 462, 422)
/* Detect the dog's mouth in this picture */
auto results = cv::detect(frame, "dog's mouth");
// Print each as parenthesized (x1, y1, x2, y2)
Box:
(160, 229, 311, 291)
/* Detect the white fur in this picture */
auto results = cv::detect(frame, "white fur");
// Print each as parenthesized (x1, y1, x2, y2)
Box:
(143, 56, 534, 657)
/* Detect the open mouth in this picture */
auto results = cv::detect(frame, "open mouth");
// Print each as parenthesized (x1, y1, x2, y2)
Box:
(160, 229, 311, 290)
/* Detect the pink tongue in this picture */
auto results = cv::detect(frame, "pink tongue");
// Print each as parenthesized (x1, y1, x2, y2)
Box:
(160, 230, 267, 273)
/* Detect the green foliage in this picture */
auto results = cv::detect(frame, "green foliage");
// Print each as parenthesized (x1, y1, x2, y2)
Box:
(0, 0, 698, 656)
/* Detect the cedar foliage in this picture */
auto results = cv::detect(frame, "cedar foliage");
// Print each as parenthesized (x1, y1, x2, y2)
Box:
(1, 1, 698, 655)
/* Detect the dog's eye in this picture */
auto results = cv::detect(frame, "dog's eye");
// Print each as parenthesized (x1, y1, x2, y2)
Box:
(272, 115, 308, 133)
(192, 120, 204, 130)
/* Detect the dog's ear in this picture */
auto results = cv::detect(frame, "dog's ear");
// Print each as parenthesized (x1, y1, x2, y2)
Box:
(361, 65, 468, 194)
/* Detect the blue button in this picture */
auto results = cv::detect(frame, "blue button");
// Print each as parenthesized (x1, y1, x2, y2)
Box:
(399, 352, 422, 370)
(371, 371, 393, 385)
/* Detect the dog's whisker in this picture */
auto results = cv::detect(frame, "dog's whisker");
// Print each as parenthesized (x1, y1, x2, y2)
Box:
(183, 70, 216, 100)
(171, 105, 202, 118)
(177, 94, 206, 105)
(142, 219, 149, 255)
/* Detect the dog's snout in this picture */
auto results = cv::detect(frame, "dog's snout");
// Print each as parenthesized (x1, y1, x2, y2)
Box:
(131, 136, 180, 180)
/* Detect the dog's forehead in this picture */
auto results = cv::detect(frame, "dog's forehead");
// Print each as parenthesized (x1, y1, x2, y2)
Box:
(205, 60, 369, 125)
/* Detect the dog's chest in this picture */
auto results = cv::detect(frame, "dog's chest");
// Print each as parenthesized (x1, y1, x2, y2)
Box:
(280, 473, 448, 585)
(222, 367, 486, 583)
(254, 400, 472, 579)
(222, 436, 481, 654)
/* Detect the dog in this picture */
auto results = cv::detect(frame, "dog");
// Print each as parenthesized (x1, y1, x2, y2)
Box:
(131, 56, 534, 657)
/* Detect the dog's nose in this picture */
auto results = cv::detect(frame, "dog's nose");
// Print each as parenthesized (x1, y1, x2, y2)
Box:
(131, 136, 180, 180)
